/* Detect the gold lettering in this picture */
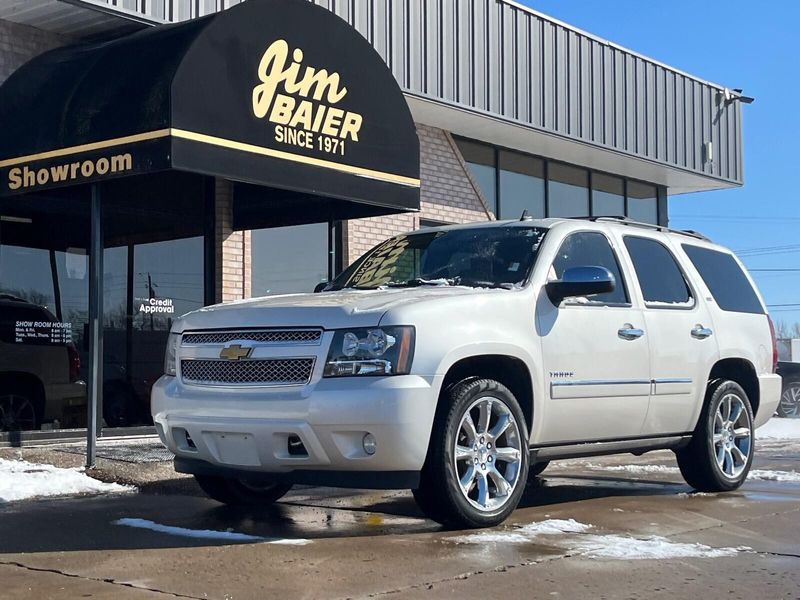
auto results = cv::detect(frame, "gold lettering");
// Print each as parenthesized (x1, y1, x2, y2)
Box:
(70, 163, 80, 179)
(110, 154, 132, 173)
(50, 164, 69, 182)
(36, 168, 49, 185)
(321, 107, 344, 137)
(23, 166, 35, 188)
(8, 168, 21, 190)
(80, 161, 94, 178)
(288, 100, 314, 130)
(311, 105, 327, 132)
(95, 158, 109, 175)
(269, 94, 295, 124)
(339, 112, 362, 141)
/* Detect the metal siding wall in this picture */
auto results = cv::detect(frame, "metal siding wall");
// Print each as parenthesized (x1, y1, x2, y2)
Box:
(78, 0, 742, 184)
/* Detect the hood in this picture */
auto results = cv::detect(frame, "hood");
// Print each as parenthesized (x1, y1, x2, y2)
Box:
(174, 286, 490, 331)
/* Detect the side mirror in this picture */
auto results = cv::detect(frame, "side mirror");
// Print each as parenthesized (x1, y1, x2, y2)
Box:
(313, 282, 328, 293)
(546, 266, 615, 305)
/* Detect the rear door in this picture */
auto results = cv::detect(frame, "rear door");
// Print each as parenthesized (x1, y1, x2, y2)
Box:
(537, 230, 651, 443)
(621, 234, 719, 435)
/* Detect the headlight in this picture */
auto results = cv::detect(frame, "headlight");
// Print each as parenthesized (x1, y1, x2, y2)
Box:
(164, 332, 179, 376)
(324, 326, 414, 377)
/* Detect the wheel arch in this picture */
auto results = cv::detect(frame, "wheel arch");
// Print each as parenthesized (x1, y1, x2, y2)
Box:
(707, 358, 760, 418)
(438, 354, 535, 437)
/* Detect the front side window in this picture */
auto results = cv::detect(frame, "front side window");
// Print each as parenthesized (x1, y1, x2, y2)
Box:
(550, 232, 629, 304)
(682, 245, 764, 314)
(328, 226, 547, 290)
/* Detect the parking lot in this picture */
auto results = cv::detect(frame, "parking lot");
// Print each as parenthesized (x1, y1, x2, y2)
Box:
(0, 425, 798, 600)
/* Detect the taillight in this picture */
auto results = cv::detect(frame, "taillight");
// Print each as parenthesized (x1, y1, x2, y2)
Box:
(67, 343, 81, 382)
(767, 315, 778, 373)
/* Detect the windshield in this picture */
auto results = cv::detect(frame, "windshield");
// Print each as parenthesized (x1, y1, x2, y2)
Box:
(327, 226, 548, 290)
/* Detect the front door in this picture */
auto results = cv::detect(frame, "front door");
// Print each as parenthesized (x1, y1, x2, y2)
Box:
(536, 230, 650, 444)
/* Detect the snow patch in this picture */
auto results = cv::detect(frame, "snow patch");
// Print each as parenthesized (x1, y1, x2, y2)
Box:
(0, 458, 134, 503)
(585, 463, 680, 474)
(449, 518, 744, 560)
(756, 418, 800, 440)
(113, 518, 310, 545)
(574, 535, 742, 560)
(748, 469, 800, 482)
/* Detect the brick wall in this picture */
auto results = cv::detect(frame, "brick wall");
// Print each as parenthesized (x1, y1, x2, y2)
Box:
(342, 123, 493, 265)
(215, 178, 251, 303)
(0, 19, 71, 85)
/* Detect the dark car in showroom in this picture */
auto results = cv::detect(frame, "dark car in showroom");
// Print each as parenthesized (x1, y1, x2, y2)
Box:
(777, 361, 800, 418)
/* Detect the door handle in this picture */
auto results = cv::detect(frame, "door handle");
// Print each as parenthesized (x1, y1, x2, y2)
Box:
(691, 325, 713, 339)
(618, 324, 644, 340)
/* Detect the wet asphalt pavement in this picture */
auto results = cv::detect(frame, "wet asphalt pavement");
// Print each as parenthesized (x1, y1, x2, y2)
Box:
(1, 436, 799, 599)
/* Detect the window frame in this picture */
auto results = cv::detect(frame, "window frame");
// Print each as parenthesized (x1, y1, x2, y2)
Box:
(622, 234, 697, 311)
(550, 229, 632, 308)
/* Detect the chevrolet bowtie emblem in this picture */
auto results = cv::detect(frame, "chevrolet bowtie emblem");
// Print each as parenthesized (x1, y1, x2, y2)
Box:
(219, 344, 253, 361)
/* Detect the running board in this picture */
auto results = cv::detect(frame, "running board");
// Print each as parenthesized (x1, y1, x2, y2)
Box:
(531, 434, 692, 461)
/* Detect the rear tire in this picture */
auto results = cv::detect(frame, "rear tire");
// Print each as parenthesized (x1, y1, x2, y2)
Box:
(413, 378, 529, 529)
(777, 380, 800, 418)
(676, 379, 754, 492)
(194, 475, 292, 506)
(0, 393, 39, 432)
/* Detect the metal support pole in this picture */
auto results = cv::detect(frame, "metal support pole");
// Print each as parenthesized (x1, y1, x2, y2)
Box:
(86, 184, 103, 468)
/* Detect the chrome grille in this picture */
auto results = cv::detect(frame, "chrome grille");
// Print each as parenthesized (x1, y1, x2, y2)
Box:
(181, 329, 322, 346)
(181, 358, 315, 386)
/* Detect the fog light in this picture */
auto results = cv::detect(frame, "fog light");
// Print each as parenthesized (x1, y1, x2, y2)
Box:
(362, 433, 377, 455)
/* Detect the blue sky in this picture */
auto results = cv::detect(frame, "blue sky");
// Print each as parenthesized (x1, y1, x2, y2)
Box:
(519, 0, 800, 330)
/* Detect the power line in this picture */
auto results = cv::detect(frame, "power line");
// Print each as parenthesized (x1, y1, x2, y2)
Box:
(749, 268, 800, 272)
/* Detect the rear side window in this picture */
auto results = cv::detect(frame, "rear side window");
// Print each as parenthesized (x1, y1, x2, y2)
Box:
(682, 245, 764, 314)
(623, 236, 692, 306)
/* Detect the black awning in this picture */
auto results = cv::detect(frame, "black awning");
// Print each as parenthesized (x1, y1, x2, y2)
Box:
(0, 0, 419, 213)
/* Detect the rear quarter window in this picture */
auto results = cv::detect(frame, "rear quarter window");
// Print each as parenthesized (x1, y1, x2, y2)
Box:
(681, 245, 764, 314)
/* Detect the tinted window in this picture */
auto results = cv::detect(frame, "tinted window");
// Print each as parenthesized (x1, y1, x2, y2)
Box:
(624, 237, 692, 306)
(548, 163, 589, 217)
(682, 245, 764, 314)
(551, 232, 628, 304)
(456, 139, 496, 214)
(498, 151, 545, 219)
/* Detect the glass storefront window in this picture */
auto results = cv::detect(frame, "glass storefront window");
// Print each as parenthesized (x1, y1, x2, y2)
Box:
(592, 173, 625, 217)
(498, 151, 545, 219)
(627, 181, 659, 224)
(0, 192, 90, 433)
(548, 163, 589, 217)
(251, 223, 330, 296)
(456, 139, 497, 215)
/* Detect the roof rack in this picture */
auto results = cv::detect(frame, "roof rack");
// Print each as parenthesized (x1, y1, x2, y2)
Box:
(563, 216, 710, 242)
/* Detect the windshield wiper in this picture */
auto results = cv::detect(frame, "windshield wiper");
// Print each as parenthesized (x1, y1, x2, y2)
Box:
(458, 280, 518, 290)
(384, 277, 461, 288)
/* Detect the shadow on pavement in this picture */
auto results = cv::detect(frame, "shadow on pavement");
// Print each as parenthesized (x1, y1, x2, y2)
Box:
(0, 472, 692, 555)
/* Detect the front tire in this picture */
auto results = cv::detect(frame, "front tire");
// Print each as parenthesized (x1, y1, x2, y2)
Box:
(676, 379, 754, 492)
(777, 381, 800, 418)
(194, 475, 292, 506)
(414, 378, 529, 529)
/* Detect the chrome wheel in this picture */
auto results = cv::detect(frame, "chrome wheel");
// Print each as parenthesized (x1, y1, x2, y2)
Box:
(0, 394, 37, 432)
(779, 383, 800, 418)
(713, 393, 751, 479)
(454, 396, 523, 512)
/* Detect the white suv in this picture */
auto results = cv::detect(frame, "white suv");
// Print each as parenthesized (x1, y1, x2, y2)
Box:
(152, 217, 781, 528)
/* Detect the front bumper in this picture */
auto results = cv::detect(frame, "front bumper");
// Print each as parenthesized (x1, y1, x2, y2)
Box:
(151, 373, 441, 483)
(755, 373, 782, 428)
